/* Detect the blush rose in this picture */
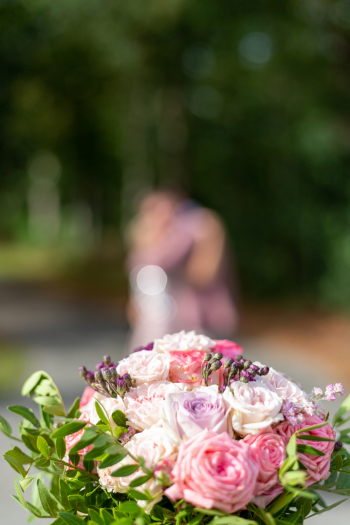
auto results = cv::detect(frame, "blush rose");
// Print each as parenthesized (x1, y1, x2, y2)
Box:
(124, 381, 181, 431)
(274, 415, 335, 485)
(243, 432, 286, 495)
(165, 429, 258, 514)
(117, 350, 170, 386)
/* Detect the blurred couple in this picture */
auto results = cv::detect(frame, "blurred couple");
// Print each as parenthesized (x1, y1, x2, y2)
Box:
(125, 191, 239, 352)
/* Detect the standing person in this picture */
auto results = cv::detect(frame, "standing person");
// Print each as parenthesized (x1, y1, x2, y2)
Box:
(125, 191, 239, 351)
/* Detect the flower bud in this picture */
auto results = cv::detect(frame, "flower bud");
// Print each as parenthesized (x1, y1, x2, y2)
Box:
(202, 353, 212, 363)
(122, 373, 132, 389)
(110, 367, 119, 380)
(210, 360, 222, 371)
(260, 366, 270, 376)
(78, 366, 88, 379)
(243, 360, 252, 370)
(241, 376, 249, 383)
(213, 352, 223, 361)
(102, 368, 111, 381)
(94, 370, 103, 383)
(235, 355, 243, 362)
(224, 357, 234, 368)
(334, 441, 343, 452)
(103, 355, 112, 365)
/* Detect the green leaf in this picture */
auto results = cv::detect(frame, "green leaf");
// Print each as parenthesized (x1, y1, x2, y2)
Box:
(305, 498, 348, 519)
(43, 405, 66, 417)
(59, 479, 73, 510)
(118, 501, 141, 514)
(5, 446, 33, 464)
(209, 518, 257, 525)
(37, 479, 58, 517)
(69, 450, 80, 466)
(20, 476, 35, 492)
(333, 394, 350, 425)
(83, 457, 95, 472)
(129, 474, 153, 487)
(128, 489, 151, 500)
(281, 470, 306, 486)
(14, 481, 42, 517)
(302, 499, 312, 518)
(21, 431, 39, 452)
(101, 509, 115, 524)
(112, 464, 140, 477)
(279, 455, 298, 476)
(67, 398, 80, 419)
(111, 410, 127, 427)
(34, 395, 61, 406)
(4, 453, 27, 476)
(56, 437, 67, 459)
(150, 506, 164, 521)
(70, 427, 99, 454)
(297, 434, 334, 442)
(21, 371, 44, 397)
(84, 442, 114, 461)
(51, 420, 87, 439)
(335, 455, 343, 470)
(286, 434, 297, 457)
(35, 456, 51, 468)
(99, 452, 128, 469)
(296, 422, 327, 433)
(58, 512, 87, 525)
(297, 444, 325, 456)
(193, 508, 226, 517)
(114, 426, 128, 439)
(88, 509, 105, 525)
(95, 400, 109, 426)
(7, 405, 40, 428)
(37, 436, 50, 457)
(0, 414, 12, 436)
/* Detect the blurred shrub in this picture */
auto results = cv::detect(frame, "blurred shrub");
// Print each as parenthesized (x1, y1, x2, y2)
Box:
(1, 0, 350, 305)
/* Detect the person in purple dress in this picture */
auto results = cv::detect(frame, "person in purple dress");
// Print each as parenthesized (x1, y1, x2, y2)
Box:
(125, 191, 239, 351)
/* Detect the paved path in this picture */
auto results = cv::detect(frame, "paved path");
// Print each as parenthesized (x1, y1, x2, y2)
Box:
(0, 282, 349, 524)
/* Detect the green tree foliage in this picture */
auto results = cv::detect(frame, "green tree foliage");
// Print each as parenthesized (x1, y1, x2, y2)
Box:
(1, 0, 350, 303)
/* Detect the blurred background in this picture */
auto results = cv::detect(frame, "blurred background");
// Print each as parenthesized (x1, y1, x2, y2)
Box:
(1, 0, 350, 522)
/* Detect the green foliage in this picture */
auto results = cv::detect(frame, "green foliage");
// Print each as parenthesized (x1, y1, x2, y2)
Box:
(2, 369, 350, 525)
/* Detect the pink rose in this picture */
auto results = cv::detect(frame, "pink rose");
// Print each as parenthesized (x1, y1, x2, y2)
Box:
(124, 381, 181, 431)
(274, 415, 335, 485)
(223, 381, 283, 436)
(243, 433, 286, 495)
(79, 387, 95, 410)
(168, 350, 204, 386)
(117, 350, 170, 386)
(165, 429, 258, 513)
(214, 340, 244, 359)
(253, 484, 284, 509)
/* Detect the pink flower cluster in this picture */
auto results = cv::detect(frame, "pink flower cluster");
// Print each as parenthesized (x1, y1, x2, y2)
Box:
(72, 331, 339, 514)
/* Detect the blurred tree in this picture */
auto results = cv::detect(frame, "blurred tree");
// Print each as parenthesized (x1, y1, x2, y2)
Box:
(1, 0, 350, 305)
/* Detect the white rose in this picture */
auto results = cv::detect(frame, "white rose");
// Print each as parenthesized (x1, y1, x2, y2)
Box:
(90, 395, 126, 429)
(124, 381, 181, 431)
(98, 427, 177, 509)
(117, 350, 170, 386)
(154, 330, 215, 354)
(223, 381, 283, 436)
(161, 385, 230, 443)
(255, 363, 309, 407)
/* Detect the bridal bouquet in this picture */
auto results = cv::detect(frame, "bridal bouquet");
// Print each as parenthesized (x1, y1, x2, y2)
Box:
(2, 331, 350, 525)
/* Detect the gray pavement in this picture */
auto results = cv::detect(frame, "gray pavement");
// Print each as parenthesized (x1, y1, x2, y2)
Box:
(0, 282, 349, 523)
